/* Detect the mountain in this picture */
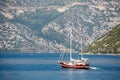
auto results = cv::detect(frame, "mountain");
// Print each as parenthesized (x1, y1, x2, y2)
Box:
(84, 24, 120, 54)
(0, 0, 120, 53)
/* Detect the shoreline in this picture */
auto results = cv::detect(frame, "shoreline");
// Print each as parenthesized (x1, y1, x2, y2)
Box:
(0, 52, 120, 55)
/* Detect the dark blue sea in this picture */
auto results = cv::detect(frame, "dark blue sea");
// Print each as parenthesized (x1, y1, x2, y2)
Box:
(0, 53, 120, 80)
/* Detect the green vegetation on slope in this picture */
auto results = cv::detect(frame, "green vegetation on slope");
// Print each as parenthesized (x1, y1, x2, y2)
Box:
(9, 9, 66, 45)
(0, 13, 7, 23)
(84, 24, 120, 54)
(41, 29, 66, 44)
(10, 9, 61, 31)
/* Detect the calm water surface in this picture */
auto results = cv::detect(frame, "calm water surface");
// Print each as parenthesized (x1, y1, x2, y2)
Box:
(0, 53, 120, 80)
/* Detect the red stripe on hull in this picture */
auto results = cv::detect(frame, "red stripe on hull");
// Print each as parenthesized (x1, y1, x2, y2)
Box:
(59, 62, 89, 69)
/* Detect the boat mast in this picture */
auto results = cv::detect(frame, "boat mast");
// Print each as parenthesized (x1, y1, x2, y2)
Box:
(70, 28, 72, 61)
(80, 37, 83, 59)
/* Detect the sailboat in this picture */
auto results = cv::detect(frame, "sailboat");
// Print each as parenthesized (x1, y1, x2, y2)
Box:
(58, 29, 89, 69)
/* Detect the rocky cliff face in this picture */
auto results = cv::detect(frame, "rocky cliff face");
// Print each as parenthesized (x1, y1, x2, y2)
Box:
(0, 0, 120, 53)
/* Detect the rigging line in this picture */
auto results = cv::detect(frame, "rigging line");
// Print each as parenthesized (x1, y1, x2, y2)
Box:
(58, 45, 65, 62)
(58, 51, 64, 62)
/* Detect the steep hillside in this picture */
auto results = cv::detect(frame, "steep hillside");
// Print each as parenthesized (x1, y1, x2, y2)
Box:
(84, 24, 120, 54)
(0, 0, 120, 52)
(0, 23, 68, 52)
